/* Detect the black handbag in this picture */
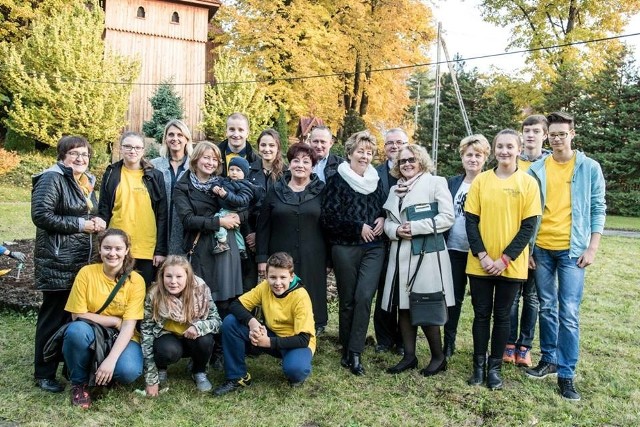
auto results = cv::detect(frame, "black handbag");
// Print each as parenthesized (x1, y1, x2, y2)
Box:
(406, 218, 448, 327)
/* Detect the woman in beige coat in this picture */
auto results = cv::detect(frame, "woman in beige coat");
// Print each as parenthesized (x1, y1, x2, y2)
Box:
(381, 144, 454, 376)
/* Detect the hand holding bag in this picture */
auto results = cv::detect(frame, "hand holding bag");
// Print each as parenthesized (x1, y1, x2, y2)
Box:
(406, 218, 448, 327)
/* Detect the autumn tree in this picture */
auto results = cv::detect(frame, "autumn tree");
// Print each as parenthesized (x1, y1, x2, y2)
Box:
(142, 81, 184, 145)
(201, 48, 275, 142)
(0, 0, 139, 158)
(478, 0, 640, 87)
(211, 0, 435, 132)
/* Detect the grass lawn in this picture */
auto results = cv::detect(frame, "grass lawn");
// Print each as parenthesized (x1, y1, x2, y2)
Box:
(605, 215, 640, 231)
(0, 236, 639, 426)
(0, 184, 34, 242)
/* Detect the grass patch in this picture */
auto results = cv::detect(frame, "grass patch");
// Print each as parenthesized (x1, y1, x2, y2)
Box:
(0, 202, 34, 242)
(605, 215, 640, 231)
(0, 236, 639, 426)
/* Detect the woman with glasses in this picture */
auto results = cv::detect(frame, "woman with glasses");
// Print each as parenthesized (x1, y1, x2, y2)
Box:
(98, 132, 168, 286)
(380, 144, 455, 376)
(32, 135, 106, 393)
(151, 120, 193, 255)
(443, 135, 491, 360)
(321, 130, 386, 375)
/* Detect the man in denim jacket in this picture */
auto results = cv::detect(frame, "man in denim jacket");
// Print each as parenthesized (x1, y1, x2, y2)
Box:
(526, 111, 606, 401)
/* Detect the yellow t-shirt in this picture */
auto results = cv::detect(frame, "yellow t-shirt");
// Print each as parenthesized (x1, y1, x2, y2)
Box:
(65, 263, 146, 342)
(164, 320, 189, 335)
(226, 152, 240, 169)
(536, 155, 575, 250)
(239, 280, 316, 353)
(517, 158, 533, 172)
(465, 169, 541, 280)
(109, 167, 156, 259)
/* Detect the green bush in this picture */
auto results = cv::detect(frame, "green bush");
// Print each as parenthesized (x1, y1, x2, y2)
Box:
(606, 191, 640, 216)
(3, 152, 56, 187)
(3, 129, 35, 152)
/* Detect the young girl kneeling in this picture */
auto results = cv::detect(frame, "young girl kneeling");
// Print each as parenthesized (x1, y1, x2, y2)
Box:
(141, 255, 221, 396)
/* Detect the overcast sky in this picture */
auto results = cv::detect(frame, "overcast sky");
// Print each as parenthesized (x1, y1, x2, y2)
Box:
(429, 0, 640, 73)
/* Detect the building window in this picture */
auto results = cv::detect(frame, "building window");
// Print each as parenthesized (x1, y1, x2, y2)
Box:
(136, 6, 145, 18)
(171, 11, 180, 24)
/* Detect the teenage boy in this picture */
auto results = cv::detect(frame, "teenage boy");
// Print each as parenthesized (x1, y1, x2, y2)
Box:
(503, 115, 550, 367)
(308, 126, 343, 183)
(218, 113, 259, 177)
(526, 111, 606, 401)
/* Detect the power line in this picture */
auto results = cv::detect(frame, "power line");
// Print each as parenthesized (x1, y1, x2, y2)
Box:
(2, 32, 639, 87)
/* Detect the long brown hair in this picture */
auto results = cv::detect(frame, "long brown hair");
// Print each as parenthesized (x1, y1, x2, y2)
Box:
(95, 228, 135, 280)
(149, 255, 198, 323)
(257, 128, 285, 181)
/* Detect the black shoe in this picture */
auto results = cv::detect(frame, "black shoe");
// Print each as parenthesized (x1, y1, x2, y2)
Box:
(239, 250, 248, 260)
(420, 359, 447, 377)
(486, 357, 503, 390)
(558, 377, 581, 401)
(212, 373, 252, 396)
(395, 346, 405, 356)
(375, 344, 391, 353)
(386, 356, 418, 374)
(35, 378, 65, 393)
(315, 325, 326, 337)
(468, 354, 487, 386)
(525, 361, 558, 379)
(340, 348, 350, 368)
(443, 340, 455, 360)
(349, 352, 365, 376)
(213, 241, 230, 254)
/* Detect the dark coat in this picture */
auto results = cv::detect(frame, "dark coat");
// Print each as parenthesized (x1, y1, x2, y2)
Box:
(375, 161, 398, 199)
(31, 163, 98, 291)
(255, 172, 328, 326)
(173, 171, 243, 301)
(321, 172, 386, 246)
(323, 153, 343, 182)
(217, 139, 259, 177)
(98, 160, 168, 257)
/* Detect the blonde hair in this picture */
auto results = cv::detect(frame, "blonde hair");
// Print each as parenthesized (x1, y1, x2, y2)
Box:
(459, 134, 491, 158)
(390, 144, 434, 178)
(189, 141, 222, 176)
(344, 130, 376, 159)
(160, 119, 193, 158)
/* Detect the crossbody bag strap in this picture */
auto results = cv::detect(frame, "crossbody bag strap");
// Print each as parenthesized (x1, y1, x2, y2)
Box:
(406, 217, 445, 294)
(432, 217, 445, 294)
(96, 272, 130, 315)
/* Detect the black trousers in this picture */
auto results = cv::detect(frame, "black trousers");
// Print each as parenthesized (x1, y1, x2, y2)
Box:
(34, 290, 71, 379)
(135, 258, 156, 288)
(332, 243, 385, 353)
(469, 276, 521, 358)
(373, 247, 401, 348)
(443, 250, 469, 345)
(154, 333, 215, 374)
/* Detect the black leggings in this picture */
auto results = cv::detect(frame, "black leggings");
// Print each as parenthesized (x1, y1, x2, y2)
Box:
(153, 333, 214, 373)
(469, 276, 521, 358)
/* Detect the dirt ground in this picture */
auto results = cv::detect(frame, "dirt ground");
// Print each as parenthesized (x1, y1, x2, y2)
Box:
(0, 239, 40, 311)
(0, 239, 337, 312)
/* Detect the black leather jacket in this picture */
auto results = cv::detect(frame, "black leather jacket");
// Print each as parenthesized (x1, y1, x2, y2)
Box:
(98, 160, 168, 256)
(31, 163, 98, 291)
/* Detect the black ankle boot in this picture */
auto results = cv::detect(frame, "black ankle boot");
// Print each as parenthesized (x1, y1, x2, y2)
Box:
(349, 352, 365, 376)
(467, 354, 486, 386)
(340, 348, 350, 368)
(487, 357, 503, 390)
(443, 339, 455, 360)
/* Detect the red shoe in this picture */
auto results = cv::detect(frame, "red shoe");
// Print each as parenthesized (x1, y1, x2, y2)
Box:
(71, 384, 91, 409)
(515, 346, 532, 367)
(502, 344, 516, 364)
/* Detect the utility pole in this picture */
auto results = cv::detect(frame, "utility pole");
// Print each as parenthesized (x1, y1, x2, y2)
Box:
(413, 78, 421, 132)
(431, 22, 441, 174)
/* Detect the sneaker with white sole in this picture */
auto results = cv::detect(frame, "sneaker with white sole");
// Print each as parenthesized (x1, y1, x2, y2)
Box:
(525, 361, 557, 379)
(558, 377, 581, 401)
(192, 372, 212, 392)
(213, 373, 252, 396)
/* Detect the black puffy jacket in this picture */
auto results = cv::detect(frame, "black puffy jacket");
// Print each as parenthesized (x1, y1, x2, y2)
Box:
(31, 163, 98, 291)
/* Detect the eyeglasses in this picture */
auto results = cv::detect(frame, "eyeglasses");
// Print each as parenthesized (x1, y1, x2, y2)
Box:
(398, 157, 417, 165)
(384, 140, 408, 147)
(548, 132, 570, 140)
(121, 144, 145, 152)
(66, 151, 90, 159)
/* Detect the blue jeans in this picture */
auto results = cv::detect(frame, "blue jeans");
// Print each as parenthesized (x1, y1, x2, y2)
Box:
(221, 314, 312, 383)
(62, 321, 143, 385)
(508, 270, 539, 348)
(534, 246, 585, 379)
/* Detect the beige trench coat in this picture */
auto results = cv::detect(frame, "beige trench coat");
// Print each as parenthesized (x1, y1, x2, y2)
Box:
(381, 173, 455, 310)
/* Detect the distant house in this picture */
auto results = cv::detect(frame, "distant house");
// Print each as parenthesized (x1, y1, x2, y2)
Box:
(295, 116, 326, 144)
(102, 0, 221, 141)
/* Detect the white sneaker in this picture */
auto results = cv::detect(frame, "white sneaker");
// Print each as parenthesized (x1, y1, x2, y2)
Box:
(192, 372, 212, 392)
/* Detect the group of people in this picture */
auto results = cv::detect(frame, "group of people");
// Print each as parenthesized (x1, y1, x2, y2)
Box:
(28, 110, 604, 408)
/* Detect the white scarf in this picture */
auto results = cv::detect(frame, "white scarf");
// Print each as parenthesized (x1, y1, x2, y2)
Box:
(337, 162, 379, 195)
